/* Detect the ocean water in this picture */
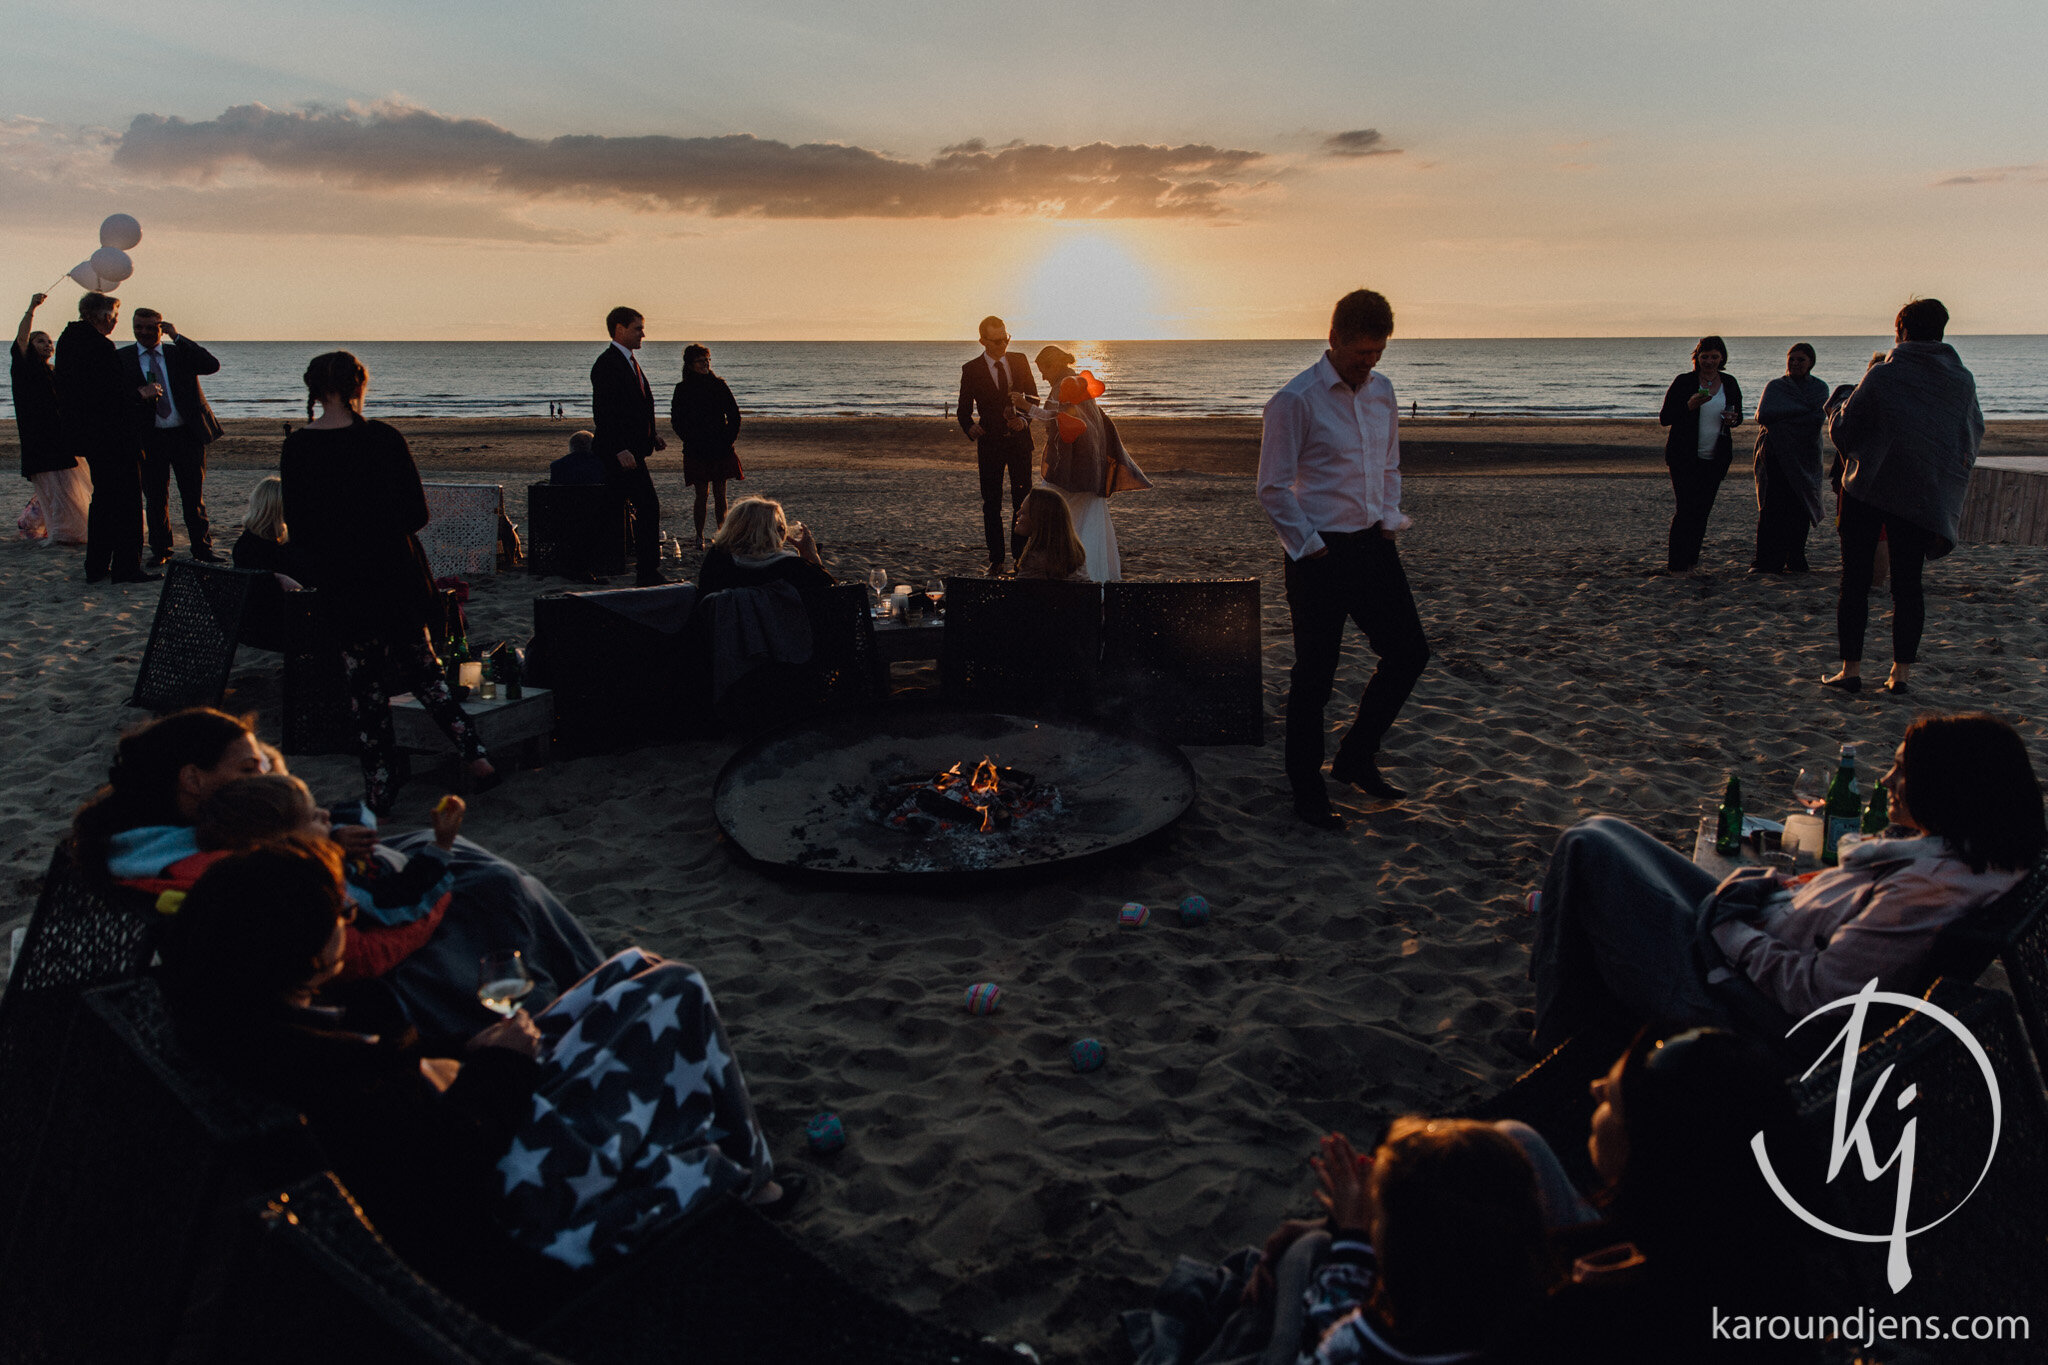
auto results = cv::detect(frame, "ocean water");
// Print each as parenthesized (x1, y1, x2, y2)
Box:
(11, 337, 2048, 421)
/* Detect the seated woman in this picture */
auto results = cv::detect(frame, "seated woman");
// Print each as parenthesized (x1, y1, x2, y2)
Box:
(82, 708, 604, 1031)
(159, 841, 794, 1318)
(1524, 1028, 1820, 1364)
(698, 496, 833, 593)
(1521, 712, 2043, 1052)
(1012, 487, 1092, 582)
(229, 476, 302, 651)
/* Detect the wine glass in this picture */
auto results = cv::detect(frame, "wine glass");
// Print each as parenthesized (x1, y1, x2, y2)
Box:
(1792, 767, 1828, 818)
(867, 567, 889, 615)
(925, 577, 945, 616)
(477, 949, 533, 1017)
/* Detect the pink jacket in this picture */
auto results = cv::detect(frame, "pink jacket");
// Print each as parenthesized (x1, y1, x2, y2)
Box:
(1710, 834, 2023, 1021)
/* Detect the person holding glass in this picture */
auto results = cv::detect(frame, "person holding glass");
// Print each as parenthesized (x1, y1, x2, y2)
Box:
(1013, 344, 1150, 582)
(1657, 336, 1743, 574)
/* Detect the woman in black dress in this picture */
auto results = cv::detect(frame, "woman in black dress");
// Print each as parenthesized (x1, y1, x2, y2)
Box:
(229, 476, 300, 651)
(1657, 336, 1743, 574)
(280, 351, 494, 814)
(669, 344, 743, 549)
(11, 291, 90, 545)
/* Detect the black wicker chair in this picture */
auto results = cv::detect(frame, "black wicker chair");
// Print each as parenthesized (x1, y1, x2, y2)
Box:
(126, 559, 263, 712)
(1923, 847, 2048, 1074)
(1786, 980, 2048, 1362)
(809, 582, 888, 709)
(1100, 579, 1263, 745)
(226, 1176, 573, 1365)
(530, 586, 698, 753)
(939, 576, 1102, 717)
(0, 847, 162, 1234)
(526, 483, 629, 579)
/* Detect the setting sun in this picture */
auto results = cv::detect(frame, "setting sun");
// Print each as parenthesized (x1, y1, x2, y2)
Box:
(1016, 231, 1167, 341)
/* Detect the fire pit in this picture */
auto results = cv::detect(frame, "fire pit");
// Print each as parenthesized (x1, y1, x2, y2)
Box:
(712, 709, 1198, 881)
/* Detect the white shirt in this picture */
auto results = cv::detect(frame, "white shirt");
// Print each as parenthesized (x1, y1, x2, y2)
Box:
(1695, 386, 1726, 457)
(138, 342, 184, 429)
(612, 341, 647, 392)
(985, 351, 1014, 399)
(1257, 354, 1409, 561)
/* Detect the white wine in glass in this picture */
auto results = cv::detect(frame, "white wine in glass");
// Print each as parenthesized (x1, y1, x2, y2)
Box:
(925, 578, 944, 613)
(477, 949, 534, 1017)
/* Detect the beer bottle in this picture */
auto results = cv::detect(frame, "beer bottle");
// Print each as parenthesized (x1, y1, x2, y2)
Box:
(1715, 774, 1744, 856)
(1822, 743, 1860, 865)
(1861, 783, 1890, 837)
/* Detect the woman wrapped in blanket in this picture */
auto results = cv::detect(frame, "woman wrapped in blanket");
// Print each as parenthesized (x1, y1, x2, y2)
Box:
(158, 840, 797, 1319)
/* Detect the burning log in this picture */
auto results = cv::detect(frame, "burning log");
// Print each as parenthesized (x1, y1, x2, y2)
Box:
(875, 755, 1056, 836)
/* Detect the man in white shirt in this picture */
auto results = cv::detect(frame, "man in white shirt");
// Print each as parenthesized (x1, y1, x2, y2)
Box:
(1257, 290, 1430, 830)
(956, 316, 1038, 574)
(121, 307, 224, 565)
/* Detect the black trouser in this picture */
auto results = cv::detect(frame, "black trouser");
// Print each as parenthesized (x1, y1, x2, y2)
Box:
(1282, 530, 1431, 800)
(82, 448, 144, 579)
(596, 462, 661, 581)
(1665, 452, 1729, 571)
(140, 425, 211, 554)
(1838, 495, 1935, 664)
(977, 435, 1034, 568)
(1751, 454, 1812, 571)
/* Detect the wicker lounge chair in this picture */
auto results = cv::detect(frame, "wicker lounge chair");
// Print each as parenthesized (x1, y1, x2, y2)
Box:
(126, 559, 264, 712)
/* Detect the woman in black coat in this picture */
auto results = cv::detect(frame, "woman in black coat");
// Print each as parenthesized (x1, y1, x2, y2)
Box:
(1657, 336, 1743, 574)
(668, 344, 743, 549)
(280, 351, 494, 814)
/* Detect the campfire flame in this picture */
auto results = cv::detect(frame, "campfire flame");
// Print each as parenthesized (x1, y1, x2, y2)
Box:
(878, 755, 1053, 837)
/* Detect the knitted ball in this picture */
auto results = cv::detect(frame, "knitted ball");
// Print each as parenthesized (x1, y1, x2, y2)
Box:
(1070, 1038, 1107, 1072)
(964, 982, 1003, 1015)
(805, 1111, 847, 1154)
(1117, 902, 1150, 928)
(1178, 894, 1211, 926)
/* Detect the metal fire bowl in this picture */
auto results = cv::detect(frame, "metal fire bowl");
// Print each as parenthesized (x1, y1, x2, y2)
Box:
(712, 708, 1198, 883)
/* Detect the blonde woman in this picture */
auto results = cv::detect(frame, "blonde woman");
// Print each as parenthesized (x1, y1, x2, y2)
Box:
(700, 495, 833, 593)
(230, 475, 301, 651)
(1013, 487, 1090, 581)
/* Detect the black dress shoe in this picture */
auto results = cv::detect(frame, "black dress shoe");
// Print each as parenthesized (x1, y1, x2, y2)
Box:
(85, 570, 107, 584)
(1881, 678, 1911, 696)
(146, 550, 174, 569)
(1329, 754, 1405, 801)
(111, 570, 163, 584)
(1292, 800, 1346, 832)
(1819, 672, 1863, 694)
(189, 547, 224, 563)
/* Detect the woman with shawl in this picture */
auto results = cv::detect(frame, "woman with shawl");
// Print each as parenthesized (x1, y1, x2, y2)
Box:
(1749, 343, 1829, 573)
(1014, 345, 1150, 582)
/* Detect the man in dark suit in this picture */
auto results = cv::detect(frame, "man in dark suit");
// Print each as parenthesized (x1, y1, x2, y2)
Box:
(589, 305, 668, 585)
(956, 315, 1038, 574)
(121, 307, 224, 565)
(54, 292, 157, 583)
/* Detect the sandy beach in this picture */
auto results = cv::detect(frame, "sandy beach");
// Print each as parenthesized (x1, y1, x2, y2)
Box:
(4, 415, 2047, 1360)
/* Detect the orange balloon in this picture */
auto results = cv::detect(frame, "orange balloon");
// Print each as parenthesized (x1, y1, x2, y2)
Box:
(1057, 412, 1087, 442)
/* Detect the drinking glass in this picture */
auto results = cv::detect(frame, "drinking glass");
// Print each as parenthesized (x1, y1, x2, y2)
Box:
(1792, 767, 1827, 817)
(477, 949, 534, 1017)
(867, 567, 889, 615)
(925, 578, 945, 616)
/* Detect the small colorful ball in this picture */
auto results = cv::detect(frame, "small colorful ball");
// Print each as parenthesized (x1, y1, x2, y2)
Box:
(805, 1111, 847, 1154)
(964, 982, 1003, 1015)
(1179, 894, 1210, 926)
(1070, 1038, 1107, 1072)
(1117, 902, 1150, 928)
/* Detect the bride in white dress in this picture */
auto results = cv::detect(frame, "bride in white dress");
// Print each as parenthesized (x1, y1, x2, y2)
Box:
(1013, 345, 1150, 582)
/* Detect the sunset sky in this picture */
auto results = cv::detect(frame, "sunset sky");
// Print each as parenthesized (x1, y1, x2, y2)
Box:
(5, 1, 2044, 340)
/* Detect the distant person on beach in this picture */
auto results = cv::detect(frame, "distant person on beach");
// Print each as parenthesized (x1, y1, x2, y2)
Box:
(1016, 344, 1149, 581)
(670, 343, 744, 549)
(1258, 289, 1430, 830)
(1657, 336, 1743, 574)
(1748, 343, 1827, 574)
(56, 291, 155, 583)
(1012, 487, 1091, 581)
(1510, 712, 2041, 1055)
(281, 350, 496, 814)
(957, 315, 1039, 575)
(11, 293, 89, 545)
(120, 306, 223, 565)
(1819, 298, 1983, 696)
(590, 305, 669, 585)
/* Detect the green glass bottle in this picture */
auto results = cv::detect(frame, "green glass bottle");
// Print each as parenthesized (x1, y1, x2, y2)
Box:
(1715, 774, 1744, 856)
(1862, 783, 1890, 837)
(1822, 743, 1860, 866)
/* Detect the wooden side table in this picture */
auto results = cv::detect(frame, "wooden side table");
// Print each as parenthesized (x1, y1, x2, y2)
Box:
(390, 687, 554, 775)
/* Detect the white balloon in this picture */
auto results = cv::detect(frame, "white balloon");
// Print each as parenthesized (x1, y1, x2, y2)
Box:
(89, 247, 134, 283)
(99, 213, 142, 251)
(68, 261, 102, 291)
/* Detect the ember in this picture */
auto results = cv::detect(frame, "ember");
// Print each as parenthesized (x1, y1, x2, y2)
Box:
(875, 758, 1060, 836)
